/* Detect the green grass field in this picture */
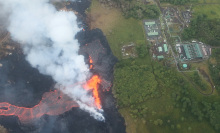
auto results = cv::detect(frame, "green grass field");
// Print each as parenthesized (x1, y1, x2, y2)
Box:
(106, 19, 146, 59)
(197, 0, 220, 4)
(119, 72, 217, 133)
(89, 0, 220, 132)
(193, 4, 220, 19)
(88, 0, 146, 59)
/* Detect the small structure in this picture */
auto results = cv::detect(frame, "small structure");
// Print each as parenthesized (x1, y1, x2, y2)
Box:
(157, 55, 164, 60)
(163, 44, 168, 52)
(121, 43, 137, 58)
(158, 47, 163, 52)
(144, 20, 159, 37)
(183, 64, 188, 69)
(148, 32, 159, 36)
(182, 43, 203, 60)
(145, 21, 156, 26)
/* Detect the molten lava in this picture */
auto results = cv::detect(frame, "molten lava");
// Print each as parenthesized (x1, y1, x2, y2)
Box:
(0, 56, 103, 123)
(0, 90, 78, 124)
(89, 56, 93, 69)
(83, 75, 101, 109)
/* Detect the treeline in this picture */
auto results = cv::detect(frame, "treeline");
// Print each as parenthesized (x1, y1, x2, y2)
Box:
(172, 82, 220, 130)
(209, 49, 220, 91)
(190, 72, 208, 91)
(136, 44, 149, 58)
(114, 59, 158, 107)
(182, 14, 220, 46)
(154, 64, 220, 131)
(99, 0, 160, 19)
(114, 57, 220, 130)
(122, 3, 160, 19)
(160, 0, 193, 5)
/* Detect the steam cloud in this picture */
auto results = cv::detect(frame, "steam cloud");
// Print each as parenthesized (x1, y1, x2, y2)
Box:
(0, 0, 104, 120)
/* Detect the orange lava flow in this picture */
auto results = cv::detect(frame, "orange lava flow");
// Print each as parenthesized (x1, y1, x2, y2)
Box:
(84, 75, 101, 109)
(0, 56, 103, 123)
(89, 56, 93, 69)
(0, 90, 78, 124)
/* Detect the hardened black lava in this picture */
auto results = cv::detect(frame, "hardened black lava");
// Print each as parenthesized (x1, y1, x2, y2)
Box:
(0, 0, 126, 133)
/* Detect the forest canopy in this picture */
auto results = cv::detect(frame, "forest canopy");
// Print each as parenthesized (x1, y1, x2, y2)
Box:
(160, 0, 194, 5)
(182, 14, 220, 46)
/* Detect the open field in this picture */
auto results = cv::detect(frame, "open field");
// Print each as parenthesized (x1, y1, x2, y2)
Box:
(87, 0, 121, 34)
(118, 72, 217, 133)
(89, 0, 220, 132)
(197, 0, 220, 4)
(113, 55, 219, 132)
(193, 4, 220, 19)
(87, 0, 145, 59)
(106, 19, 145, 59)
(191, 61, 218, 94)
(183, 71, 214, 95)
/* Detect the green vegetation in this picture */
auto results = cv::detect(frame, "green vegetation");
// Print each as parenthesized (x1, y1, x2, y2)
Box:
(88, 0, 220, 132)
(114, 56, 158, 107)
(197, 0, 220, 4)
(209, 49, 220, 92)
(109, 5, 220, 133)
(193, 5, 220, 19)
(182, 14, 220, 46)
(123, 4, 160, 19)
(101, 0, 160, 19)
(106, 18, 145, 59)
(190, 72, 209, 91)
(160, 0, 197, 5)
(114, 53, 220, 132)
(136, 44, 149, 58)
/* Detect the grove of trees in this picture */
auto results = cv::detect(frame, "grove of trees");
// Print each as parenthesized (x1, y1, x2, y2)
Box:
(99, 0, 160, 19)
(114, 54, 220, 131)
(209, 49, 220, 92)
(114, 59, 158, 107)
(160, 0, 194, 5)
(182, 14, 220, 46)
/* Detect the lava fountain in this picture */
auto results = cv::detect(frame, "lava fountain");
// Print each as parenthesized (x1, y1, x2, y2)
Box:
(0, 56, 103, 124)
(84, 75, 101, 109)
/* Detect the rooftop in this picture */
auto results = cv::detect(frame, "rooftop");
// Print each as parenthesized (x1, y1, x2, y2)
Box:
(182, 43, 203, 59)
(183, 64, 188, 68)
(164, 44, 168, 52)
(145, 21, 156, 26)
(157, 55, 164, 59)
(158, 47, 163, 52)
(148, 32, 159, 36)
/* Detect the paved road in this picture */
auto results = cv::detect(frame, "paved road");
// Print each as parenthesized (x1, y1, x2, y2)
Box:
(154, 0, 215, 96)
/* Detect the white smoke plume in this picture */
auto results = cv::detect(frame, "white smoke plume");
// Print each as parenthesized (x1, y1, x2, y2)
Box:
(0, 0, 104, 120)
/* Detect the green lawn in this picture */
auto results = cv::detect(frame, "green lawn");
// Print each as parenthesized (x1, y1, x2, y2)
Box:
(197, 0, 220, 4)
(114, 56, 220, 133)
(193, 4, 220, 19)
(118, 70, 217, 133)
(88, 0, 220, 132)
(106, 18, 146, 59)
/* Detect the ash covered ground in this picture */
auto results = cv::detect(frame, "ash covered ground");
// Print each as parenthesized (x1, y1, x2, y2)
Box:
(0, 0, 126, 133)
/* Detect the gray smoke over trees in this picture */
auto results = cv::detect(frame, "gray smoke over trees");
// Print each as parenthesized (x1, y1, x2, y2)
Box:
(0, 0, 104, 120)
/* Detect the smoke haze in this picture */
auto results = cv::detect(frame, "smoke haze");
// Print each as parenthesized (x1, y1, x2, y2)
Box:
(0, 0, 104, 120)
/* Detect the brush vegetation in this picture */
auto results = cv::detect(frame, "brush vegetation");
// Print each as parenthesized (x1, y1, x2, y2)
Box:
(209, 49, 220, 92)
(88, 0, 220, 132)
(182, 14, 220, 46)
(160, 0, 197, 5)
(113, 47, 220, 133)
(88, 0, 146, 59)
(98, 0, 160, 19)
